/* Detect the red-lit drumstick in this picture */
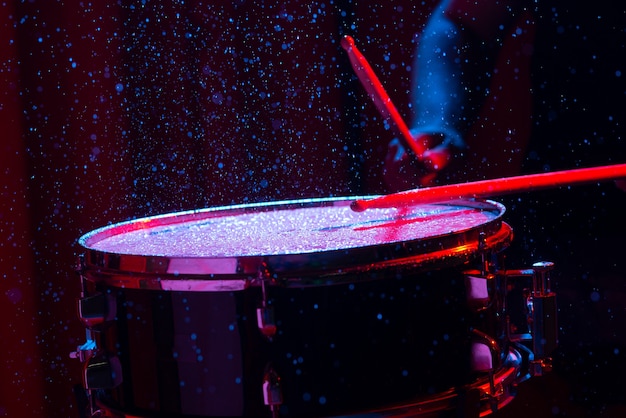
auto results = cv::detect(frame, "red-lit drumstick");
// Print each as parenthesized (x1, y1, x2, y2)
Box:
(350, 163, 626, 212)
(341, 35, 426, 160)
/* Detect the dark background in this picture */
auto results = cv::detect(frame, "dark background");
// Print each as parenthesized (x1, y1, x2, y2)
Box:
(1, 1, 624, 417)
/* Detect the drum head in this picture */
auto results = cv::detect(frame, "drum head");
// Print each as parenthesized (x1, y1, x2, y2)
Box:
(79, 197, 511, 289)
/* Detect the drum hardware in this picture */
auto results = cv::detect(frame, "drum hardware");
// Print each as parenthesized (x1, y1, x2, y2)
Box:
(256, 263, 284, 416)
(71, 344, 123, 414)
(70, 337, 98, 363)
(77, 291, 117, 329)
(528, 261, 557, 376)
(477, 231, 490, 276)
(263, 366, 283, 418)
(257, 262, 278, 340)
(73, 254, 116, 329)
(468, 240, 503, 418)
(501, 261, 557, 377)
(470, 329, 501, 414)
(70, 255, 100, 365)
(82, 351, 124, 390)
(71, 255, 123, 418)
(464, 231, 500, 313)
(465, 272, 492, 311)
(471, 329, 501, 372)
(502, 268, 533, 343)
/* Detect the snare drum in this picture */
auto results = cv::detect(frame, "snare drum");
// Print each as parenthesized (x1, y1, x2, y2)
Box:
(74, 197, 528, 417)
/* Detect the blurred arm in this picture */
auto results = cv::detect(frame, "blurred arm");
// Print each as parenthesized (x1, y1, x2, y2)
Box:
(411, 0, 526, 145)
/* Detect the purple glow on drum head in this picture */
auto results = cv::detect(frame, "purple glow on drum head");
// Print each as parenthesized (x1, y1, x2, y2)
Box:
(85, 202, 499, 258)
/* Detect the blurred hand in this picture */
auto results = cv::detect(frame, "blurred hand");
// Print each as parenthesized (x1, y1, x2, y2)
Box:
(383, 131, 460, 192)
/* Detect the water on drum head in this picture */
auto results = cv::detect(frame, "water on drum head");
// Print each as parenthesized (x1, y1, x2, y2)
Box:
(86, 202, 500, 258)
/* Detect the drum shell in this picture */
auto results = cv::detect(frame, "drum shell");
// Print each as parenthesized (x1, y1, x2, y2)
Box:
(84, 263, 505, 417)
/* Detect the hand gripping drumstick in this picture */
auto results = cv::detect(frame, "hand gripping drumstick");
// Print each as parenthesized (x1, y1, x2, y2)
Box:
(350, 163, 626, 211)
(341, 35, 426, 160)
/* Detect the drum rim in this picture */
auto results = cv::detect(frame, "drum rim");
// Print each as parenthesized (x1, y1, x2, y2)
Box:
(86, 344, 524, 418)
(78, 197, 511, 289)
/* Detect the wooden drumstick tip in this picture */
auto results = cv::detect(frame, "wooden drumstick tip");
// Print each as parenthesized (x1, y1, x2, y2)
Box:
(350, 199, 367, 212)
(341, 35, 355, 51)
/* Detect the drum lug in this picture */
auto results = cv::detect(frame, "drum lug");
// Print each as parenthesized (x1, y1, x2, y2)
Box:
(263, 365, 283, 417)
(73, 256, 123, 417)
(70, 332, 122, 417)
(82, 351, 123, 390)
(76, 255, 117, 329)
(257, 305, 277, 339)
(528, 261, 558, 374)
(470, 329, 502, 413)
(77, 292, 117, 329)
(477, 231, 498, 275)
(502, 261, 558, 376)
(470, 329, 501, 372)
(257, 263, 278, 339)
(464, 272, 493, 311)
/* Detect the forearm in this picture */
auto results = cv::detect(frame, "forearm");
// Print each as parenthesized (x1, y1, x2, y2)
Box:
(410, 9, 467, 147)
(411, 0, 525, 147)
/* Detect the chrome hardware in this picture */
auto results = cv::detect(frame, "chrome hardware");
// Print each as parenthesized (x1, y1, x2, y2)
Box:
(501, 268, 534, 342)
(532, 261, 555, 295)
(73, 255, 122, 417)
(465, 272, 492, 311)
(528, 261, 557, 375)
(471, 329, 501, 373)
(263, 365, 283, 418)
(501, 261, 558, 377)
(257, 263, 277, 339)
(470, 329, 501, 413)
(76, 255, 117, 329)
(257, 264, 281, 416)
(477, 231, 489, 276)
(77, 292, 116, 329)
(257, 304, 277, 339)
(83, 351, 123, 390)
(71, 333, 123, 416)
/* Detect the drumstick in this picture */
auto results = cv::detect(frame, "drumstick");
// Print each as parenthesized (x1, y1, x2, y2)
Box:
(341, 35, 426, 159)
(350, 163, 626, 212)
